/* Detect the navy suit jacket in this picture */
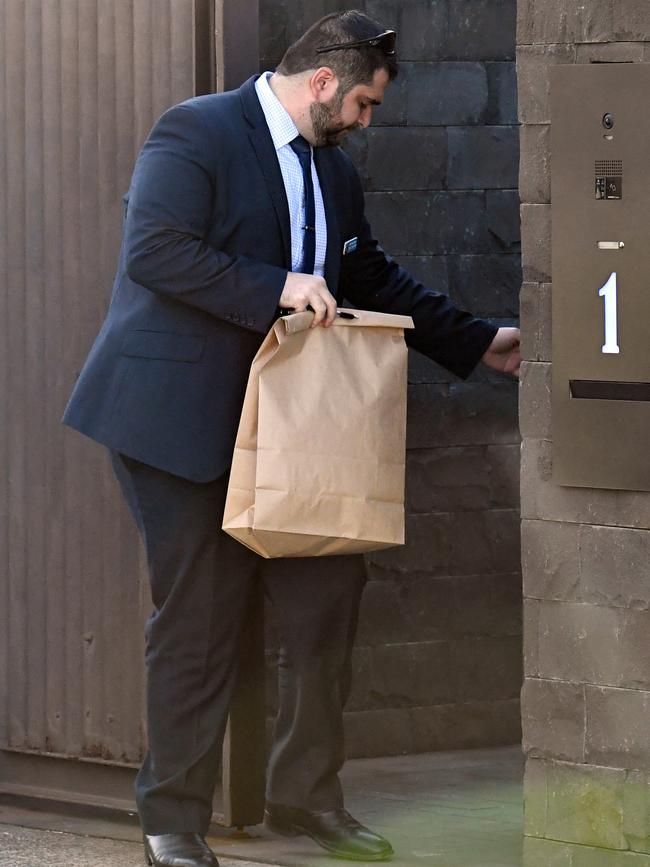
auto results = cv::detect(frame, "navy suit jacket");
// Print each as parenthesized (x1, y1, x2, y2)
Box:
(62, 76, 498, 482)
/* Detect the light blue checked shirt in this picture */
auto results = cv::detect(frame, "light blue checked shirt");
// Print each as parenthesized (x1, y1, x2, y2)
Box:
(255, 72, 327, 277)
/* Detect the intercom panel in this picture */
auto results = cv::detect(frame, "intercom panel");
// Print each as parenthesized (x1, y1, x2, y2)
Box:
(551, 63, 650, 491)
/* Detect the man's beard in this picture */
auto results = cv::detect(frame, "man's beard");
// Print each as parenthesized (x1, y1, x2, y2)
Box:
(310, 91, 358, 147)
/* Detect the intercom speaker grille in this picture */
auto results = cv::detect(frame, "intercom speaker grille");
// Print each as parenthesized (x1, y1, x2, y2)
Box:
(595, 160, 623, 177)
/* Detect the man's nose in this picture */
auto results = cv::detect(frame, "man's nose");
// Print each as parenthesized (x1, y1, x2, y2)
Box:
(358, 107, 372, 129)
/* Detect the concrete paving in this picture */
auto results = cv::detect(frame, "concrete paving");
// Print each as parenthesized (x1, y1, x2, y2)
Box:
(0, 746, 524, 867)
(0, 824, 272, 866)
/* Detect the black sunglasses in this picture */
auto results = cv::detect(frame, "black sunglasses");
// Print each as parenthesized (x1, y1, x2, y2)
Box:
(315, 30, 397, 57)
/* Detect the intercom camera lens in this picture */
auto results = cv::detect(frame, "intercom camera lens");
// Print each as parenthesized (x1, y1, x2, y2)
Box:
(603, 113, 614, 130)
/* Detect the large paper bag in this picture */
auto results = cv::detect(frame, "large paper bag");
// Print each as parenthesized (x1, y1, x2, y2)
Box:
(222, 308, 414, 558)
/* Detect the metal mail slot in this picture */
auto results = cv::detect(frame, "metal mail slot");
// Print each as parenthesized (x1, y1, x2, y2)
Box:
(569, 380, 650, 401)
(551, 63, 650, 491)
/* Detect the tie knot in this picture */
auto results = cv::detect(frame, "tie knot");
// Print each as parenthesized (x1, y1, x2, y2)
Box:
(290, 134, 311, 157)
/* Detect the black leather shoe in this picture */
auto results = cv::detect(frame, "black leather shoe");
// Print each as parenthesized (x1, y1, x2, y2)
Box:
(264, 803, 394, 861)
(143, 833, 219, 867)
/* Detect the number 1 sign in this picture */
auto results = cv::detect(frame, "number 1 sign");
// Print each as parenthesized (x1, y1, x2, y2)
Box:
(598, 271, 620, 354)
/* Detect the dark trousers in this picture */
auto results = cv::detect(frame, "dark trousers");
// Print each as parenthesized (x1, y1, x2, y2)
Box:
(109, 451, 367, 835)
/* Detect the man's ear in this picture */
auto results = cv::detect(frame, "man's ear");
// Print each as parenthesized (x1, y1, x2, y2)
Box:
(309, 67, 339, 103)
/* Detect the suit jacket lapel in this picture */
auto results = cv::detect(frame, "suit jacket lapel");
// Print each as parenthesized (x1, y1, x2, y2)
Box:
(314, 148, 342, 298)
(240, 77, 292, 269)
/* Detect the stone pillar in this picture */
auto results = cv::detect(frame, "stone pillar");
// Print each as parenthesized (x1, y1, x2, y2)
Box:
(518, 2, 650, 862)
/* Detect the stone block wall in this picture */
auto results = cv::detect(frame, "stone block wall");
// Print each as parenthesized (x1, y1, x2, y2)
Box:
(518, 1, 650, 862)
(260, 0, 522, 758)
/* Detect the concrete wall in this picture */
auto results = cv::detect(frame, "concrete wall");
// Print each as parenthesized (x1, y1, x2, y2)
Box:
(260, 0, 522, 758)
(518, 2, 650, 862)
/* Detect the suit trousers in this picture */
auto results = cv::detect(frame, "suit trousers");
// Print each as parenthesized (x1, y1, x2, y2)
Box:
(109, 450, 367, 834)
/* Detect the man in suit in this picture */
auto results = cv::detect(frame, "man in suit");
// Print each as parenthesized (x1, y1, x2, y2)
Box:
(63, 9, 520, 867)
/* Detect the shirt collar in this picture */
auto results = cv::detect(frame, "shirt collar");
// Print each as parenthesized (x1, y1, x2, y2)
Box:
(255, 71, 301, 151)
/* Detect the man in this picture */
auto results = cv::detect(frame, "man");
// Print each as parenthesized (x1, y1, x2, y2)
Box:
(63, 9, 520, 867)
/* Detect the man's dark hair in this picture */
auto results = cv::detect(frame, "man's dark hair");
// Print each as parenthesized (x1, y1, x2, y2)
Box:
(276, 10, 398, 94)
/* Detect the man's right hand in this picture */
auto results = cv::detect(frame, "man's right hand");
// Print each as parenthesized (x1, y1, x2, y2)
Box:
(279, 272, 337, 328)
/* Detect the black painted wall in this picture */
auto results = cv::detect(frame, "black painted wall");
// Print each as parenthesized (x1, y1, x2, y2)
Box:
(260, 0, 522, 757)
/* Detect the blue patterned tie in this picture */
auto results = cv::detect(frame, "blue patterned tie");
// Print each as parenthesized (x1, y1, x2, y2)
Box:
(289, 135, 316, 275)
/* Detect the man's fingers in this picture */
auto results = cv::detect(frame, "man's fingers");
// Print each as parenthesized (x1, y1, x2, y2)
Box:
(278, 273, 337, 327)
(309, 296, 327, 328)
(310, 285, 337, 327)
(323, 292, 337, 327)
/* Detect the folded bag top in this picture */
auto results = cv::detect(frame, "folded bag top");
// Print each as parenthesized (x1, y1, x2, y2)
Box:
(222, 308, 414, 559)
(282, 308, 414, 334)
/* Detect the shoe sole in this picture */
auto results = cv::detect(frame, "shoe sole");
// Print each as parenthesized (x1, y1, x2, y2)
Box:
(264, 815, 393, 862)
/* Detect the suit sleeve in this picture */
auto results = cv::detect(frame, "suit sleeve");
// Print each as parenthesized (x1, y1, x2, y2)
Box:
(124, 103, 286, 334)
(338, 160, 498, 380)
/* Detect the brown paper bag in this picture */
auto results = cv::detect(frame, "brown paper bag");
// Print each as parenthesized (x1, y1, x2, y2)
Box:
(222, 307, 414, 558)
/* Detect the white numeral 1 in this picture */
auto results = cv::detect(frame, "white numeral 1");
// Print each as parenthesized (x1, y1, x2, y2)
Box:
(598, 271, 620, 354)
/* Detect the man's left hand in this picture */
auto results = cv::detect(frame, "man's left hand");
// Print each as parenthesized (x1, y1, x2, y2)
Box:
(481, 327, 521, 378)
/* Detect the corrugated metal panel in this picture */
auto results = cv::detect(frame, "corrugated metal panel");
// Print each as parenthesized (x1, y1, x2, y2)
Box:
(0, 0, 10, 762)
(0, 0, 197, 766)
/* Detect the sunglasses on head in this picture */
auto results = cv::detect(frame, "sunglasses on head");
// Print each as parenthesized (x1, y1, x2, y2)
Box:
(315, 30, 397, 57)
